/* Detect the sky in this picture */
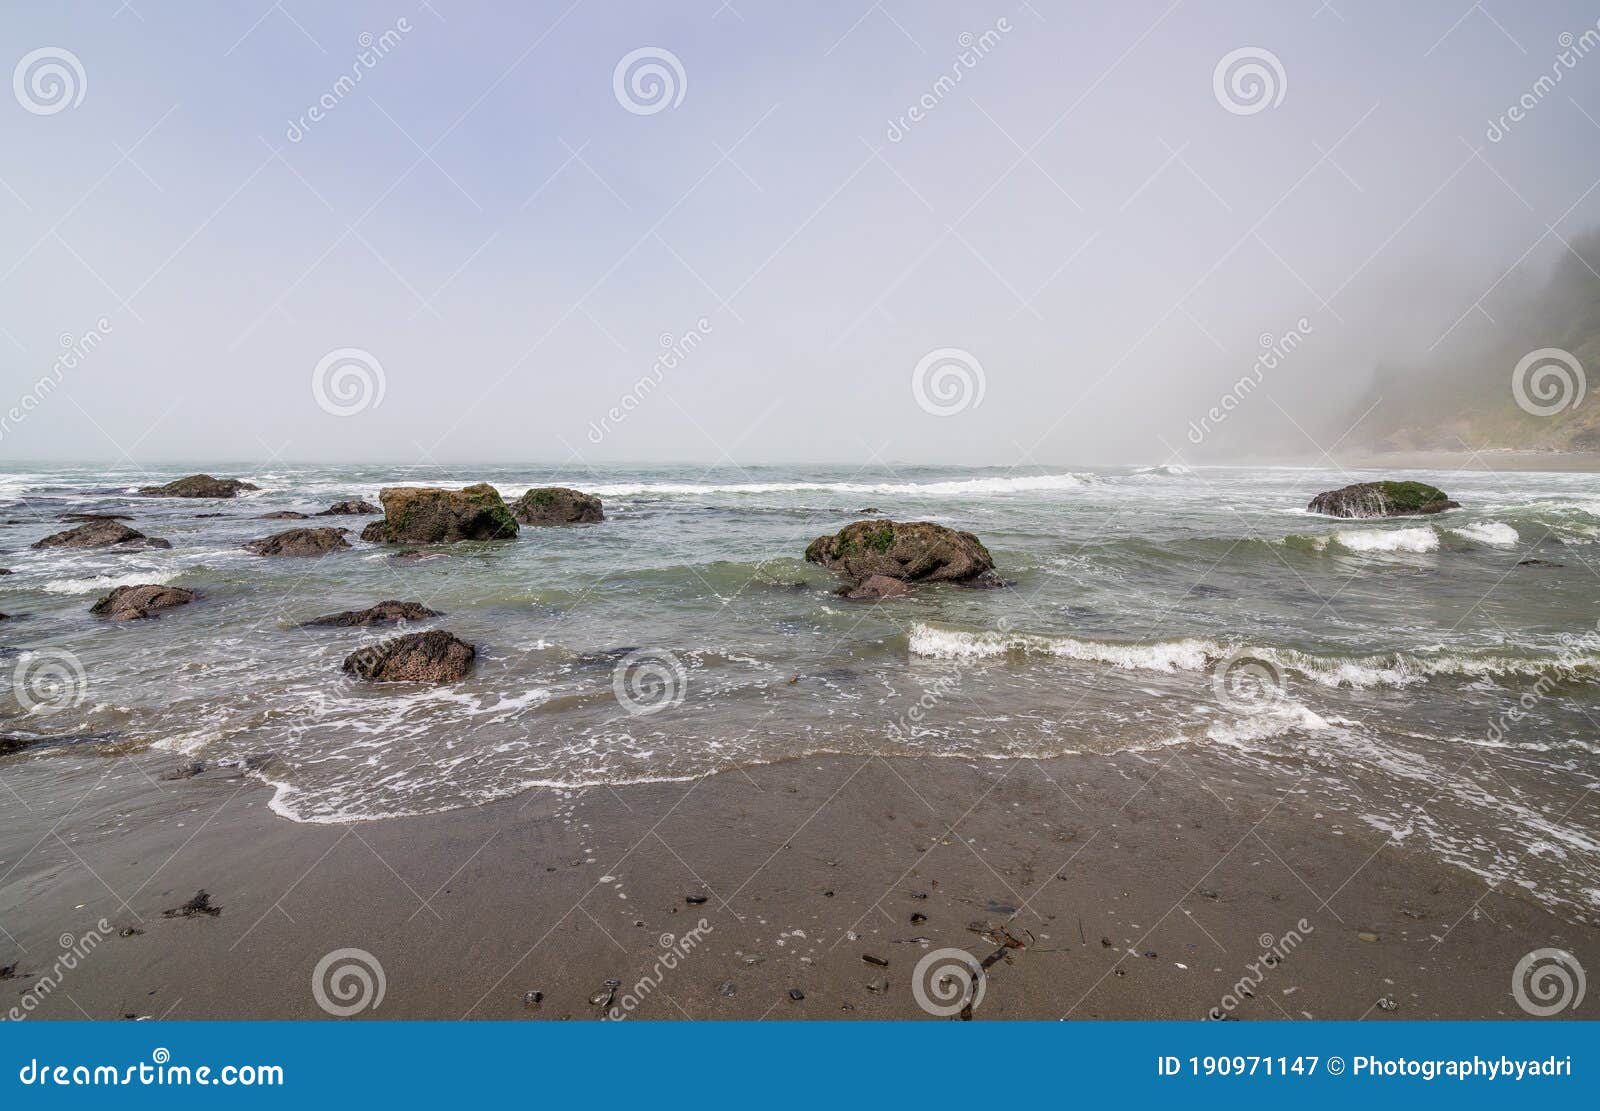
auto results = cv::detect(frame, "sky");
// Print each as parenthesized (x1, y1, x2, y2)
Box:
(2, 0, 1598, 466)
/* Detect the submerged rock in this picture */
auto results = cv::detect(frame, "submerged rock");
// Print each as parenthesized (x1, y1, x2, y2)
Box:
(302, 600, 442, 627)
(360, 484, 519, 543)
(90, 584, 196, 621)
(32, 520, 171, 550)
(805, 520, 995, 588)
(138, 474, 259, 499)
(845, 574, 912, 601)
(60, 512, 133, 522)
(343, 629, 476, 683)
(316, 499, 381, 516)
(255, 510, 308, 520)
(1307, 481, 1458, 518)
(242, 527, 351, 556)
(512, 486, 604, 525)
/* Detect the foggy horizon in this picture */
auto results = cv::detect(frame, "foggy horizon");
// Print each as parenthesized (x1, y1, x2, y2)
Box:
(4, 1, 1600, 467)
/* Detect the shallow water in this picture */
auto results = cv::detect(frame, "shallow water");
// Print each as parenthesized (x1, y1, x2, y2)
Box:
(1, 462, 1597, 917)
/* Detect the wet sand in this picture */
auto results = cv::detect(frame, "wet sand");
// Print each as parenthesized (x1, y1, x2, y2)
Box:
(2, 744, 1594, 1022)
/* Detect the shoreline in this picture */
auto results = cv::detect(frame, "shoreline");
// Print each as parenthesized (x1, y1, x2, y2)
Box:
(1, 745, 1593, 1021)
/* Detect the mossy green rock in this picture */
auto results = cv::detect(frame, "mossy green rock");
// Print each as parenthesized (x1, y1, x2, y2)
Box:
(360, 484, 519, 543)
(805, 520, 995, 587)
(1307, 481, 1459, 518)
(512, 486, 604, 525)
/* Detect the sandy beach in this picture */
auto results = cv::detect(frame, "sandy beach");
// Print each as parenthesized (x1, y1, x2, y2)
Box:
(2, 742, 1593, 1022)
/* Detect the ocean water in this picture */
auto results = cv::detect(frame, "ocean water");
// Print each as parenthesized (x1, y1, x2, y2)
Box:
(2, 462, 1598, 918)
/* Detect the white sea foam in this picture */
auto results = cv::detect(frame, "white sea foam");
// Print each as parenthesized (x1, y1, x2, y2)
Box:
(1448, 521, 1519, 547)
(41, 568, 180, 594)
(583, 473, 1093, 498)
(1328, 526, 1439, 553)
(908, 623, 1600, 688)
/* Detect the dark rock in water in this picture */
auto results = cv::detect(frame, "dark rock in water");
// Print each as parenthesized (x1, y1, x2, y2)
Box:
(845, 573, 912, 601)
(1518, 559, 1563, 568)
(138, 474, 259, 499)
(388, 549, 442, 563)
(90, 584, 196, 621)
(162, 890, 221, 918)
(160, 761, 204, 781)
(1, 736, 33, 756)
(805, 520, 995, 589)
(61, 512, 133, 522)
(1307, 481, 1458, 518)
(33, 520, 171, 550)
(0, 568, 11, 574)
(343, 629, 476, 683)
(302, 600, 442, 628)
(858, 507, 880, 514)
(193, 512, 227, 518)
(512, 486, 604, 525)
(255, 510, 308, 520)
(316, 499, 381, 516)
(242, 527, 350, 556)
(360, 484, 518, 543)
(0, 612, 9, 621)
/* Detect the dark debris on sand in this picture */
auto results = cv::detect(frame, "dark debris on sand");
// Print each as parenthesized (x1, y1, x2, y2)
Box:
(162, 890, 221, 919)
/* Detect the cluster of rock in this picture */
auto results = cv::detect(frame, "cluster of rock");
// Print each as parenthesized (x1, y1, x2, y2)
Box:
(10, 472, 1473, 698)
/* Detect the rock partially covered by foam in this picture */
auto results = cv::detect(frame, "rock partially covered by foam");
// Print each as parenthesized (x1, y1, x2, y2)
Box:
(342, 630, 476, 683)
(1307, 481, 1457, 519)
(90, 584, 196, 621)
(138, 474, 259, 498)
(805, 520, 996, 590)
